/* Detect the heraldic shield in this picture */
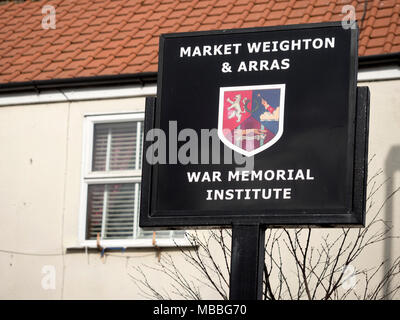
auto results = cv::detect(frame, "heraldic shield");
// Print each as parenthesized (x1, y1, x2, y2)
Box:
(218, 84, 286, 157)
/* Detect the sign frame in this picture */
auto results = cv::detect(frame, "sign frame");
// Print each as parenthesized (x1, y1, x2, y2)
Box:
(140, 22, 368, 229)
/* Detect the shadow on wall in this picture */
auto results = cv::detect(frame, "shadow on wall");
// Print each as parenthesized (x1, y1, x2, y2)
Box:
(384, 145, 400, 299)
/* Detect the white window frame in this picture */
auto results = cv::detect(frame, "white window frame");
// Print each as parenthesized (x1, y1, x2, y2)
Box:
(78, 112, 188, 248)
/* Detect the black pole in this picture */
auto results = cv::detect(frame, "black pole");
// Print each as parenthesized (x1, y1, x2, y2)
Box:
(229, 224, 266, 300)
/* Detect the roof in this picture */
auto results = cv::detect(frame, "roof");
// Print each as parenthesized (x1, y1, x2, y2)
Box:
(0, 0, 399, 85)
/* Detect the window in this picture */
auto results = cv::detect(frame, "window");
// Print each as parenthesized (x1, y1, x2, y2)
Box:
(79, 113, 185, 247)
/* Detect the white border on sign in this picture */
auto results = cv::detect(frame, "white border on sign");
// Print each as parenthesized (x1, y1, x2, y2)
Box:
(218, 83, 286, 157)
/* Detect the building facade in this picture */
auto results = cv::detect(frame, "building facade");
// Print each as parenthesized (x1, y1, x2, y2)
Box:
(0, 0, 399, 299)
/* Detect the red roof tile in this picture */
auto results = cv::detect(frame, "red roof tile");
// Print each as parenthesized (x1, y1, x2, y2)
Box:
(0, 0, 399, 84)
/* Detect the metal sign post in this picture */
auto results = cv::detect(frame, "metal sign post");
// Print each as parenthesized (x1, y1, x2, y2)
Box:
(229, 224, 266, 300)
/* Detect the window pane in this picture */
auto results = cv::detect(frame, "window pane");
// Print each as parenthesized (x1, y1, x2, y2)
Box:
(86, 183, 138, 240)
(86, 182, 185, 241)
(92, 125, 108, 171)
(86, 184, 105, 240)
(109, 122, 137, 170)
(92, 121, 142, 172)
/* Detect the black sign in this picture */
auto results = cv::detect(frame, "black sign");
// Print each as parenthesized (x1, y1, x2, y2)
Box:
(140, 22, 369, 229)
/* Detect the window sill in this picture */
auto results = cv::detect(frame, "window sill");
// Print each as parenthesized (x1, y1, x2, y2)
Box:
(66, 238, 194, 252)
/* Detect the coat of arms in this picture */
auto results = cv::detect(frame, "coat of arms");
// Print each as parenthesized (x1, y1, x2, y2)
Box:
(218, 84, 286, 157)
